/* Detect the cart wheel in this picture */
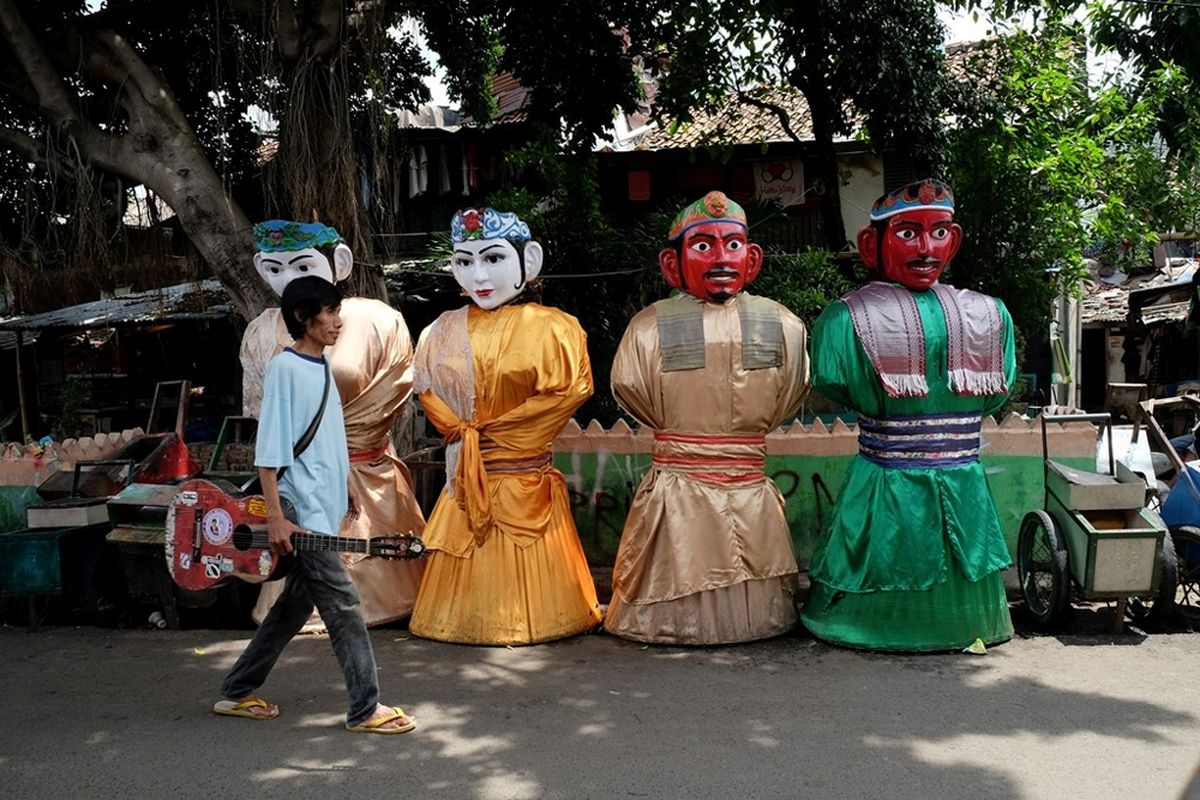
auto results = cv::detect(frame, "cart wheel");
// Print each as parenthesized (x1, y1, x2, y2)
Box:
(1018, 510, 1070, 627)
(1169, 526, 1200, 628)
(1127, 528, 1178, 624)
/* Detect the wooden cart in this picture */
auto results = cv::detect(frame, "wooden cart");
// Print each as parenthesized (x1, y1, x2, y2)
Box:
(1018, 413, 1176, 631)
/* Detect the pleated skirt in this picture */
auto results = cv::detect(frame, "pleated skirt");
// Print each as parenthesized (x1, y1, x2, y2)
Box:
(800, 564, 1013, 652)
(409, 499, 602, 646)
(605, 576, 798, 646)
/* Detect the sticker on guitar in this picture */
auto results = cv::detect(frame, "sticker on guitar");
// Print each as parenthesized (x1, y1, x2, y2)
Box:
(202, 508, 234, 546)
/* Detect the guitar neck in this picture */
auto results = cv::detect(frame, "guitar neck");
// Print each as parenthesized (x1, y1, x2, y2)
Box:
(293, 532, 370, 554)
(243, 530, 372, 554)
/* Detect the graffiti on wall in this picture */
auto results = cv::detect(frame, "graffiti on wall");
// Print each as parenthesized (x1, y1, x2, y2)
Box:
(554, 416, 1097, 567)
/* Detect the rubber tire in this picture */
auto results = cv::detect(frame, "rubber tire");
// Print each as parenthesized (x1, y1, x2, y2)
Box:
(1128, 528, 1178, 624)
(1168, 525, 1200, 627)
(1018, 509, 1071, 628)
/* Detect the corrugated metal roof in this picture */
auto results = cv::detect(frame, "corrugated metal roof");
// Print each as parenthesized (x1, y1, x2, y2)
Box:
(1081, 264, 1196, 326)
(0, 320, 37, 351)
(0, 279, 231, 332)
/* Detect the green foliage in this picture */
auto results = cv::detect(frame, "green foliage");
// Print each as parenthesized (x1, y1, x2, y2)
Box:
(946, 16, 1200, 354)
(464, 131, 854, 424)
(1088, 0, 1200, 160)
(651, 0, 956, 248)
(495, 2, 669, 152)
(753, 248, 853, 329)
(50, 377, 87, 441)
(481, 127, 665, 422)
(653, 0, 952, 156)
(416, 3, 501, 124)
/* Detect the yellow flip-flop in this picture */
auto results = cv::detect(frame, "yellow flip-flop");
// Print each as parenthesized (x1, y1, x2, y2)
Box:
(212, 697, 279, 720)
(345, 706, 416, 735)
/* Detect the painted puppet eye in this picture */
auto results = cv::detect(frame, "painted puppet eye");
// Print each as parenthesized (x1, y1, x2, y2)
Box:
(691, 241, 711, 252)
(895, 229, 916, 241)
(931, 228, 950, 240)
(727, 240, 743, 250)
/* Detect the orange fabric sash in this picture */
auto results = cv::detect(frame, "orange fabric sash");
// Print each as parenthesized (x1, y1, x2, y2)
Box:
(422, 389, 562, 546)
(651, 431, 767, 485)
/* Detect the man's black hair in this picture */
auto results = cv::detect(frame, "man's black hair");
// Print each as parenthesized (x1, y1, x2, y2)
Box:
(281, 276, 342, 341)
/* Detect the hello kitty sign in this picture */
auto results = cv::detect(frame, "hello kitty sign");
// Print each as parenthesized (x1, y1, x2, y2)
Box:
(754, 159, 805, 206)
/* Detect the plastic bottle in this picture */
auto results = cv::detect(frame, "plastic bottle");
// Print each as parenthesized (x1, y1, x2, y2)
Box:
(148, 611, 167, 629)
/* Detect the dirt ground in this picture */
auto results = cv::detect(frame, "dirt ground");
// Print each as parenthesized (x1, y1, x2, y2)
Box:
(1, 617, 1198, 800)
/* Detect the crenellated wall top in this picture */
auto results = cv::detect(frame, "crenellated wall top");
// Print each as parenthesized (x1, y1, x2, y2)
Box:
(554, 415, 1097, 459)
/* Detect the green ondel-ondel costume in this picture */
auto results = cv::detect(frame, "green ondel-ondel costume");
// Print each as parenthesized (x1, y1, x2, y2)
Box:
(800, 287, 1016, 652)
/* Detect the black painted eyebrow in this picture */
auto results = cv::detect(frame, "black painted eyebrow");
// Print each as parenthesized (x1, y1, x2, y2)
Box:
(690, 231, 745, 240)
(261, 257, 282, 265)
(288, 254, 315, 264)
(454, 244, 507, 257)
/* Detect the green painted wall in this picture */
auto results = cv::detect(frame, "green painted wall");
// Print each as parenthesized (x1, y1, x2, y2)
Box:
(556, 451, 1095, 566)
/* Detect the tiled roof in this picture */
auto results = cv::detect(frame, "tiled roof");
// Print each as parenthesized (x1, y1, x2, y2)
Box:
(635, 40, 999, 151)
(944, 37, 1006, 87)
(637, 86, 831, 150)
(461, 40, 1000, 150)
(491, 72, 529, 124)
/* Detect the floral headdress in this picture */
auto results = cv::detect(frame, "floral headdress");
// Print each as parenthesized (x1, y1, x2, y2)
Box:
(450, 208, 532, 244)
(252, 220, 342, 252)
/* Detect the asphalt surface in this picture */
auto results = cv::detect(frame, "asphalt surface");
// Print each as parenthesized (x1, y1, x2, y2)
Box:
(1, 621, 1198, 800)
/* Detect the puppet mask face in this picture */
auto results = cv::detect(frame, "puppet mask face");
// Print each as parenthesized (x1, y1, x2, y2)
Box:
(254, 245, 352, 298)
(450, 238, 544, 310)
(659, 221, 763, 302)
(857, 209, 961, 291)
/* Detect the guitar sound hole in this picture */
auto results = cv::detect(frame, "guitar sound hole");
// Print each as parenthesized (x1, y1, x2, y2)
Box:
(232, 525, 255, 551)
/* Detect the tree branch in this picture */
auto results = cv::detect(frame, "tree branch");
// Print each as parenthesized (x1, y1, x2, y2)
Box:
(92, 29, 190, 131)
(311, 0, 343, 61)
(0, 124, 48, 164)
(736, 90, 804, 144)
(0, 0, 81, 128)
(276, 1, 302, 61)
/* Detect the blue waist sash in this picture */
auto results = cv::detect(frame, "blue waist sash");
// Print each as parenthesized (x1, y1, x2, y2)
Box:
(857, 413, 982, 469)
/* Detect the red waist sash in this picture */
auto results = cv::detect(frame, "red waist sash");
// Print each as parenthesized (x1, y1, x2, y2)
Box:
(651, 431, 767, 486)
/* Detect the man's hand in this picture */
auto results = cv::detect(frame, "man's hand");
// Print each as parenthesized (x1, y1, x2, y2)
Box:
(267, 513, 302, 555)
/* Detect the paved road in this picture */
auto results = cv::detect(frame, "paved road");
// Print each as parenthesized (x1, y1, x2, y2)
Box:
(1, 623, 1198, 800)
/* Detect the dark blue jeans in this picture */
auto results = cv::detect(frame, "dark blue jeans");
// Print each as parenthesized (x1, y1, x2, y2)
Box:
(220, 550, 380, 726)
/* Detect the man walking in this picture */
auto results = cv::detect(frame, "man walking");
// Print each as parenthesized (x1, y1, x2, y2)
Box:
(213, 275, 415, 734)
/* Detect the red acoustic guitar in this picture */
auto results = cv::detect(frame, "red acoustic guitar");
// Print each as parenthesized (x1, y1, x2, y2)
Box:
(166, 478, 425, 592)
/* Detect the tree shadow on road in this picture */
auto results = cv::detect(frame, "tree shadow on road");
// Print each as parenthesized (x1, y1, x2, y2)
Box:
(2, 624, 1196, 800)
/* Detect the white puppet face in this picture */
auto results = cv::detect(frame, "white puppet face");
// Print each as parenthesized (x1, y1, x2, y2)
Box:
(254, 244, 353, 298)
(450, 238, 544, 310)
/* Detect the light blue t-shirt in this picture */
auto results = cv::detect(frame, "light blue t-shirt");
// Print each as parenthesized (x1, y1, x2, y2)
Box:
(254, 348, 349, 536)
